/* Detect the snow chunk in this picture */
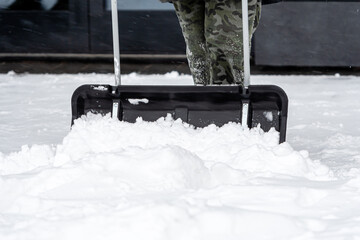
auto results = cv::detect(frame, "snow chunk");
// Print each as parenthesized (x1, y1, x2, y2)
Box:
(263, 111, 274, 122)
(91, 85, 109, 91)
(127, 98, 149, 105)
(6, 70, 16, 76)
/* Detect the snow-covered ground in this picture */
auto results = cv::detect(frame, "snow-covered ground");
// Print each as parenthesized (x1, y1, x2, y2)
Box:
(1, 72, 360, 239)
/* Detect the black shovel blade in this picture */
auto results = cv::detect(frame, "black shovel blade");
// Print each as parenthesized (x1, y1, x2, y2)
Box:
(71, 85, 288, 143)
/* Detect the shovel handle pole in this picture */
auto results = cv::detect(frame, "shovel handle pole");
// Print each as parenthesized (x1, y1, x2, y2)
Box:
(242, 0, 251, 89)
(111, 0, 121, 86)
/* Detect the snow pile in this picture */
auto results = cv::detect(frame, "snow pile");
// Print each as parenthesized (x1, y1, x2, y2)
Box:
(0, 114, 343, 240)
(0, 113, 332, 180)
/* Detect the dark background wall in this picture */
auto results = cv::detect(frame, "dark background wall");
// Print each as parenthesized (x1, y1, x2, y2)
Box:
(0, 0, 89, 53)
(255, 2, 360, 67)
(0, 0, 360, 68)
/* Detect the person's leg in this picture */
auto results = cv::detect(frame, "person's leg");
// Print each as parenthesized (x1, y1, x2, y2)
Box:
(173, 0, 209, 85)
(204, 0, 261, 85)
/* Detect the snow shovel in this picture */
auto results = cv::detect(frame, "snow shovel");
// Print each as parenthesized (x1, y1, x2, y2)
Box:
(71, 0, 289, 143)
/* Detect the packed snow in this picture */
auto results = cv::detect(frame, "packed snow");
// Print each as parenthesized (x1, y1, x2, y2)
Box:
(1, 72, 360, 239)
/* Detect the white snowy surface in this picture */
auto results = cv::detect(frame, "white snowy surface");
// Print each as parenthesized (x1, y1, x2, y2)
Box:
(1, 72, 360, 239)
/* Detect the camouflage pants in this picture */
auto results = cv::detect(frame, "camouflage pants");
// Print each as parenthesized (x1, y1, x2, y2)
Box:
(173, 0, 261, 85)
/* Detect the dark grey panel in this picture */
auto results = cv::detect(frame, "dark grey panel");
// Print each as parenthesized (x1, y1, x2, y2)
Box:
(0, 0, 88, 53)
(254, 2, 360, 67)
(89, 0, 185, 54)
(105, 0, 174, 10)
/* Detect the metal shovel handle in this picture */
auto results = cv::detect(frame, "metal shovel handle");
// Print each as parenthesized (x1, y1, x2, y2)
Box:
(242, 0, 251, 89)
(111, 0, 121, 86)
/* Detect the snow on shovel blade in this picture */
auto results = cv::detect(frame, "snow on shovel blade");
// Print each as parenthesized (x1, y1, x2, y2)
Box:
(71, 85, 288, 143)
